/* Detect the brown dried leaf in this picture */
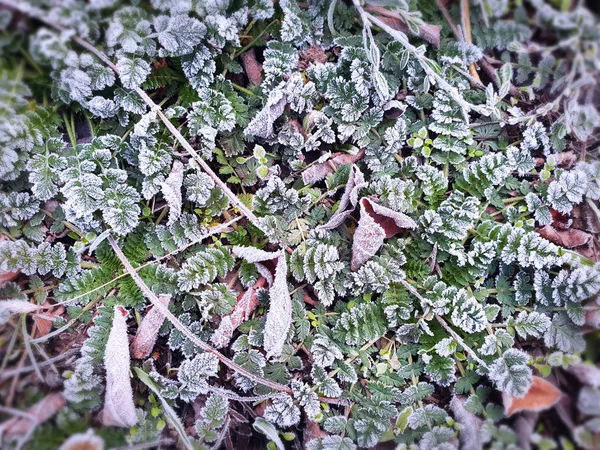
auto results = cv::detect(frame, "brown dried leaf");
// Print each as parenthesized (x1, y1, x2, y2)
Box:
(351, 197, 417, 270)
(32, 302, 65, 338)
(537, 225, 593, 248)
(240, 48, 263, 86)
(572, 203, 600, 234)
(102, 306, 137, 428)
(2, 393, 66, 435)
(130, 295, 171, 359)
(211, 278, 266, 348)
(232, 248, 292, 358)
(503, 376, 562, 416)
(302, 149, 365, 185)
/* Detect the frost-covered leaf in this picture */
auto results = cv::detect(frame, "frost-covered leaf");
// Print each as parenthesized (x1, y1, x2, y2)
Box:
(161, 160, 184, 226)
(264, 394, 300, 428)
(488, 348, 532, 398)
(130, 295, 170, 359)
(116, 54, 151, 89)
(102, 306, 137, 427)
(351, 197, 416, 270)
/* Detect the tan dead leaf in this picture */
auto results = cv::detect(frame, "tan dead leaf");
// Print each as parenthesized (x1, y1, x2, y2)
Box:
(130, 295, 171, 359)
(2, 393, 66, 435)
(302, 149, 365, 185)
(503, 376, 562, 416)
(537, 225, 593, 248)
(232, 247, 291, 358)
(351, 197, 417, 270)
(102, 305, 137, 428)
(58, 429, 104, 450)
(211, 278, 265, 348)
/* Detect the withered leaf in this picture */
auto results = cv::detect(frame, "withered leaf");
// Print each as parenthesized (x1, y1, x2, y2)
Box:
(302, 149, 365, 185)
(102, 306, 137, 428)
(130, 295, 171, 359)
(351, 197, 417, 270)
(211, 278, 266, 348)
(232, 247, 291, 357)
(2, 393, 66, 435)
(503, 376, 562, 416)
(537, 225, 593, 249)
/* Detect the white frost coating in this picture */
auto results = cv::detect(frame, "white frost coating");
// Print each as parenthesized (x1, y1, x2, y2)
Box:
(244, 82, 287, 138)
(0, 300, 41, 325)
(264, 254, 292, 358)
(102, 306, 137, 428)
(233, 246, 282, 264)
(161, 160, 184, 226)
(449, 396, 482, 450)
(58, 429, 104, 450)
(232, 246, 291, 357)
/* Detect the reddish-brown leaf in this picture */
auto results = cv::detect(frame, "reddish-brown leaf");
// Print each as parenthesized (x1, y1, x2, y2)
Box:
(351, 197, 417, 270)
(503, 376, 562, 416)
(537, 225, 593, 248)
(302, 149, 365, 185)
(240, 48, 263, 86)
(211, 278, 266, 348)
(130, 295, 171, 359)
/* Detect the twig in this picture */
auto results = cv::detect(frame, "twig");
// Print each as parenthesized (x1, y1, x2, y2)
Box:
(21, 315, 44, 382)
(207, 385, 287, 403)
(108, 235, 349, 407)
(435, 0, 461, 40)
(0, 348, 79, 381)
